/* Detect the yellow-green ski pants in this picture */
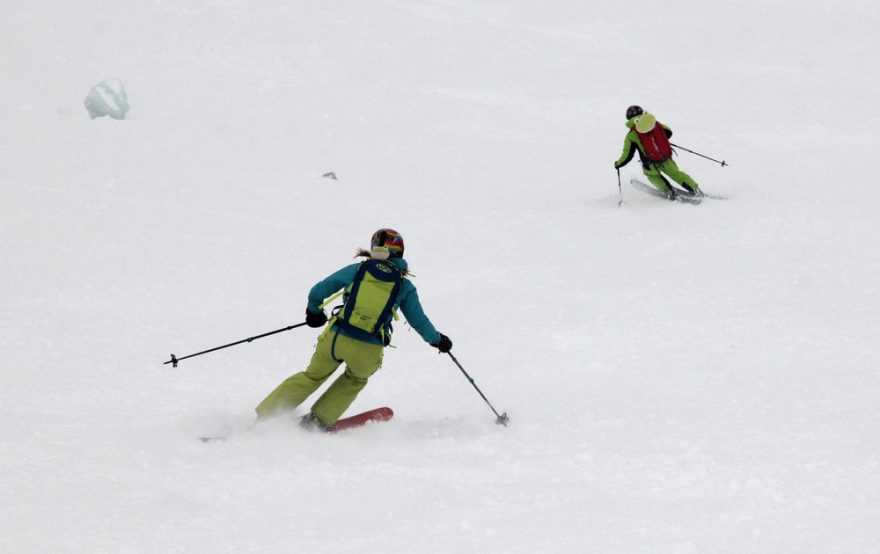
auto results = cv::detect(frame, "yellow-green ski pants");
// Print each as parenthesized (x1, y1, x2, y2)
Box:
(643, 159, 700, 192)
(255, 328, 383, 425)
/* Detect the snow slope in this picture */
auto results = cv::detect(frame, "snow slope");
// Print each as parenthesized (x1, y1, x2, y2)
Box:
(2, 1, 879, 552)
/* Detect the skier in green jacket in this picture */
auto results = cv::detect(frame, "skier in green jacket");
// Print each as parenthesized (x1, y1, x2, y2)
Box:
(255, 228, 452, 430)
(614, 105, 702, 200)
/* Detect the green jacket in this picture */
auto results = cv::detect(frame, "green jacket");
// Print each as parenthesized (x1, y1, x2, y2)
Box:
(615, 118, 673, 169)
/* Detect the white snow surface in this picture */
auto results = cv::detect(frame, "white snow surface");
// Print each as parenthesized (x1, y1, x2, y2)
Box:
(2, 1, 879, 552)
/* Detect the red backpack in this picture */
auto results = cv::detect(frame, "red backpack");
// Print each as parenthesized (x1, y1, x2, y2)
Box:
(636, 123, 673, 163)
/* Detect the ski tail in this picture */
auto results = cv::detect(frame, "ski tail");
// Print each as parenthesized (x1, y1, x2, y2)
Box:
(330, 407, 394, 432)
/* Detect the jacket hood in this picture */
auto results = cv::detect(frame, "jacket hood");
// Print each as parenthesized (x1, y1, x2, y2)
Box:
(627, 116, 664, 132)
(389, 257, 408, 272)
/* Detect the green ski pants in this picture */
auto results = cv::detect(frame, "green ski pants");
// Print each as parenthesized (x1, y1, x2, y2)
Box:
(643, 159, 700, 193)
(255, 328, 384, 425)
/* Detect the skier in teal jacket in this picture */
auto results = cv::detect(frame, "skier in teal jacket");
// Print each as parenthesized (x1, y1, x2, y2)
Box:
(614, 105, 702, 200)
(255, 228, 452, 430)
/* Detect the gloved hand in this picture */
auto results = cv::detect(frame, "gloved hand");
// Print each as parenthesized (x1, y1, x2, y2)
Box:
(614, 161, 621, 170)
(431, 333, 452, 353)
(305, 309, 328, 328)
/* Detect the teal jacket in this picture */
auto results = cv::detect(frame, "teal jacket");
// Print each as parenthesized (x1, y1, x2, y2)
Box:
(306, 257, 441, 346)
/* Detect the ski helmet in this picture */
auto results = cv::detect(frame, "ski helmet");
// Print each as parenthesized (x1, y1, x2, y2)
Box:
(370, 228, 404, 259)
(626, 105, 644, 120)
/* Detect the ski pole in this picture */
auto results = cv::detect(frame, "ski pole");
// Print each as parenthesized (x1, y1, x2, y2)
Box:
(670, 143, 728, 167)
(446, 352, 509, 426)
(163, 322, 308, 367)
(616, 167, 624, 207)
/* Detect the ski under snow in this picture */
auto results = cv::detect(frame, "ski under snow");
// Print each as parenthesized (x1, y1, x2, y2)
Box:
(198, 407, 394, 442)
(629, 178, 724, 204)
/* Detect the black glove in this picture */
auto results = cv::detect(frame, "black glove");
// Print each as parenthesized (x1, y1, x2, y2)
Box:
(305, 309, 328, 328)
(614, 161, 621, 170)
(431, 333, 452, 353)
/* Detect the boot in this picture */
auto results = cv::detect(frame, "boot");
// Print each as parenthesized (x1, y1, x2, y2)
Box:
(683, 184, 704, 198)
(300, 412, 331, 432)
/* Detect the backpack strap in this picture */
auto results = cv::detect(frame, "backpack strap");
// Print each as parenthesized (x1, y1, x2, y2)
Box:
(319, 289, 345, 310)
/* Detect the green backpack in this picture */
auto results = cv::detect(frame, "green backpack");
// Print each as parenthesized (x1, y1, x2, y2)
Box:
(335, 259, 403, 343)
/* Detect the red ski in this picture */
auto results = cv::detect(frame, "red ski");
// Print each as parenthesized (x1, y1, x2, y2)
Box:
(329, 407, 394, 432)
